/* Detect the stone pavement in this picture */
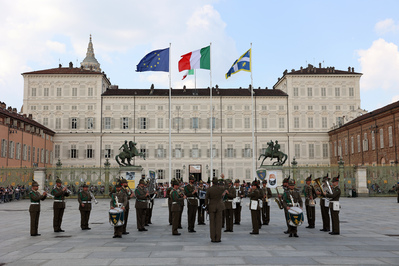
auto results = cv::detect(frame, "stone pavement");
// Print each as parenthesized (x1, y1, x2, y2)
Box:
(1, 197, 399, 265)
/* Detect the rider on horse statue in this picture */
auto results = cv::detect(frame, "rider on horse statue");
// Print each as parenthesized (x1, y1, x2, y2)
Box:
(115, 140, 146, 166)
(259, 140, 287, 166)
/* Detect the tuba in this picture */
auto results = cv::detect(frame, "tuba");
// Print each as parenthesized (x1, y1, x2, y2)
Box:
(314, 176, 333, 196)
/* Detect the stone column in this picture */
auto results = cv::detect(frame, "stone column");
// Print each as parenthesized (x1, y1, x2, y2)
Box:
(33, 168, 46, 188)
(355, 166, 369, 197)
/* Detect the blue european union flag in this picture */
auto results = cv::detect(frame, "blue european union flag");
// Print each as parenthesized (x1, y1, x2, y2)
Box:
(136, 48, 169, 72)
(226, 49, 251, 79)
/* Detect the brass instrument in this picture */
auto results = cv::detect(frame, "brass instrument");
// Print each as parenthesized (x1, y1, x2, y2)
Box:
(274, 187, 284, 210)
(314, 177, 333, 196)
(39, 189, 54, 198)
(89, 191, 98, 204)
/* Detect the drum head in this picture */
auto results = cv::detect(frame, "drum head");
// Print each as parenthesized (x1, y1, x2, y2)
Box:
(289, 206, 302, 214)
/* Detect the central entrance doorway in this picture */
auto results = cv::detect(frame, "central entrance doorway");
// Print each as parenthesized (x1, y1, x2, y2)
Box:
(189, 164, 202, 182)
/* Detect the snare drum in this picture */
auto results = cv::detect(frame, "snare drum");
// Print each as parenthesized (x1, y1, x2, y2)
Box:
(287, 206, 304, 227)
(109, 208, 124, 227)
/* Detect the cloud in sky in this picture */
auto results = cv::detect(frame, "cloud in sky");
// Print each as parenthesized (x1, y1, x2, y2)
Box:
(357, 38, 399, 92)
(375, 18, 399, 35)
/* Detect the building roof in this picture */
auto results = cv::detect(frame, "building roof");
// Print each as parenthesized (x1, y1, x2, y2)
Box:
(0, 105, 55, 135)
(102, 87, 288, 97)
(273, 63, 362, 88)
(81, 35, 101, 72)
(22, 65, 105, 75)
(329, 100, 399, 133)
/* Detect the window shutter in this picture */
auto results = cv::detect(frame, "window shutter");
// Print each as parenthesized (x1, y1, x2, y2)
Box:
(92, 150, 95, 159)
(120, 118, 123, 129)
(111, 149, 114, 157)
(190, 118, 193, 129)
(198, 118, 201, 129)
(172, 149, 175, 158)
(85, 118, 88, 129)
(224, 149, 227, 157)
(215, 118, 219, 129)
(129, 118, 132, 129)
(181, 149, 184, 158)
(163, 149, 166, 158)
(234, 149, 237, 158)
(199, 149, 202, 158)
(242, 149, 244, 157)
(111, 118, 115, 129)
(102, 118, 105, 129)
(207, 149, 210, 157)
(93, 118, 96, 129)
(181, 118, 184, 129)
(68, 118, 72, 129)
(67, 150, 71, 159)
(190, 149, 192, 157)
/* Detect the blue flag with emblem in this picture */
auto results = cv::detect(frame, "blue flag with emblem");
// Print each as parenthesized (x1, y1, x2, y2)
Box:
(136, 48, 169, 72)
(225, 49, 251, 79)
(256, 169, 266, 181)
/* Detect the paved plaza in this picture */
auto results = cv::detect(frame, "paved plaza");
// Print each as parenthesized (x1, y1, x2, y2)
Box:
(1, 197, 399, 265)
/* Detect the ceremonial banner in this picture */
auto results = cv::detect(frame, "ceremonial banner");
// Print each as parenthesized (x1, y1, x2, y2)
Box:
(267, 170, 278, 188)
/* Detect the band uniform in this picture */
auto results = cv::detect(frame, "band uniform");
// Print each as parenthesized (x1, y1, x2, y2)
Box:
(184, 175, 198, 232)
(304, 175, 317, 229)
(233, 179, 244, 225)
(29, 181, 47, 236)
(135, 179, 148, 231)
(78, 183, 92, 230)
(325, 176, 341, 235)
(248, 181, 262, 234)
(197, 181, 207, 225)
(261, 180, 272, 225)
(319, 176, 331, 232)
(205, 178, 225, 242)
(223, 179, 235, 232)
(51, 178, 70, 232)
(110, 183, 127, 238)
(282, 180, 303, 237)
(171, 179, 185, 235)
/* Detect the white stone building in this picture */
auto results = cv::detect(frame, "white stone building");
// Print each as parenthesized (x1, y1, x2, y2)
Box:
(22, 38, 363, 183)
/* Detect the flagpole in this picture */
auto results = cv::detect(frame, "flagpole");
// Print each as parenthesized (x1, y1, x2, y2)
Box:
(168, 43, 172, 185)
(250, 43, 256, 181)
(210, 42, 213, 182)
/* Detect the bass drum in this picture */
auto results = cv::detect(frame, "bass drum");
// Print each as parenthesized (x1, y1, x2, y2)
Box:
(287, 206, 304, 227)
(109, 208, 124, 227)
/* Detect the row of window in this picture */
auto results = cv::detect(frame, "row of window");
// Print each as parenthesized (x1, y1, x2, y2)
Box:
(293, 87, 355, 97)
(333, 126, 395, 157)
(0, 139, 51, 164)
(56, 142, 328, 160)
(31, 87, 94, 97)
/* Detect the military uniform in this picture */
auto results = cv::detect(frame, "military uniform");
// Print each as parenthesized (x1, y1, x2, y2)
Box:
(171, 180, 185, 235)
(29, 181, 46, 236)
(110, 186, 127, 238)
(78, 184, 92, 230)
(223, 180, 235, 232)
(261, 181, 272, 225)
(184, 176, 198, 232)
(282, 180, 303, 237)
(325, 176, 341, 235)
(281, 178, 290, 234)
(205, 178, 225, 242)
(197, 182, 207, 225)
(121, 179, 133, 234)
(135, 180, 148, 231)
(320, 176, 331, 232)
(233, 180, 244, 224)
(396, 183, 399, 203)
(51, 179, 70, 232)
(304, 176, 317, 229)
(248, 181, 262, 234)
(166, 186, 173, 225)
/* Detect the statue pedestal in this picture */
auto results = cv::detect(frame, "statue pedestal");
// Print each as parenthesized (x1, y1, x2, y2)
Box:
(259, 166, 284, 187)
(119, 166, 143, 188)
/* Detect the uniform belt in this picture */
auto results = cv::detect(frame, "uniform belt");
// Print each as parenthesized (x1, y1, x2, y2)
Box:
(172, 202, 179, 204)
(137, 199, 147, 202)
(187, 197, 196, 200)
(226, 200, 233, 202)
(82, 201, 91, 204)
(54, 200, 64, 202)
(30, 202, 40, 205)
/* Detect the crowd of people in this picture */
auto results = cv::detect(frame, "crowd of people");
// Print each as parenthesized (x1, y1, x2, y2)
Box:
(0, 185, 27, 203)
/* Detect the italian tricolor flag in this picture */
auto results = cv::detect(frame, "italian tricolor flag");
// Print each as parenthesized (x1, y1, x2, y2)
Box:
(178, 46, 210, 72)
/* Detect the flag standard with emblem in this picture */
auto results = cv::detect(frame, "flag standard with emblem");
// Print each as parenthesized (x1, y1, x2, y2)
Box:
(225, 49, 251, 79)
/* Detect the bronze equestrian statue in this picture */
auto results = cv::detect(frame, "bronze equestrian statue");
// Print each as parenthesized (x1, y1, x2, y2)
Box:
(115, 140, 146, 166)
(258, 140, 287, 166)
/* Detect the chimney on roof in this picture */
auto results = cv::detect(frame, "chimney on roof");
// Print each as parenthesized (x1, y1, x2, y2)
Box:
(12, 108, 17, 113)
(69, 62, 73, 69)
(59, 64, 62, 68)
(348, 67, 351, 72)
(183, 85, 186, 92)
(291, 69, 295, 72)
(319, 63, 322, 68)
(283, 69, 287, 75)
(7, 107, 12, 111)
(332, 67, 335, 73)
(300, 66, 303, 73)
(0, 102, 5, 109)
(352, 67, 354, 72)
(266, 87, 268, 90)
(28, 114, 32, 119)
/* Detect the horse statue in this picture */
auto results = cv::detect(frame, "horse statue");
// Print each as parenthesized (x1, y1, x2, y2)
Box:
(258, 140, 288, 166)
(115, 140, 146, 166)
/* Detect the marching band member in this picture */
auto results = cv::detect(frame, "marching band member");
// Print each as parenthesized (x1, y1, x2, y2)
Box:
(145, 178, 155, 226)
(318, 175, 331, 232)
(223, 179, 235, 233)
(184, 175, 198, 233)
(282, 180, 303, 237)
(78, 183, 92, 230)
(178, 178, 185, 229)
(205, 178, 225, 242)
(304, 175, 317, 229)
(29, 181, 47, 236)
(135, 179, 148, 232)
(197, 180, 207, 225)
(261, 180, 272, 225)
(280, 177, 290, 234)
(110, 182, 127, 238)
(122, 179, 133, 234)
(324, 176, 341, 235)
(248, 180, 262, 235)
(233, 179, 244, 225)
(166, 183, 173, 225)
(171, 178, 186, 235)
(51, 178, 70, 233)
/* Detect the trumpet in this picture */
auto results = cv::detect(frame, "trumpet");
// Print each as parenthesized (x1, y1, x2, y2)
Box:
(89, 191, 98, 204)
(40, 189, 54, 198)
(61, 185, 73, 194)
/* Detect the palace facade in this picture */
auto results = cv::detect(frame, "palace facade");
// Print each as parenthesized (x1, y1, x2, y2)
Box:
(21, 37, 364, 182)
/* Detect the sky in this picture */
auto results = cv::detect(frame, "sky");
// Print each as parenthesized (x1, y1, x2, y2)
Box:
(1, 0, 399, 113)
